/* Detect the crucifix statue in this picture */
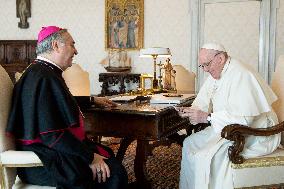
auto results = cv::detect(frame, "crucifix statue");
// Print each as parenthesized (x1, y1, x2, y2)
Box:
(16, 0, 31, 29)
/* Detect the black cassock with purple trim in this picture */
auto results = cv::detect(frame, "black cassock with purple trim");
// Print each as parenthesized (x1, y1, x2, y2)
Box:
(6, 59, 128, 189)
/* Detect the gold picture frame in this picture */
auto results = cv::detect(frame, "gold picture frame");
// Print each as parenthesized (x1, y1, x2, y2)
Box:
(105, 0, 144, 50)
(140, 74, 153, 93)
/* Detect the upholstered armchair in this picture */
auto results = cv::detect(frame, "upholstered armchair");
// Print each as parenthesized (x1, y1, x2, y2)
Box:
(62, 63, 91, 96)
(221, 55, 284, 188)
(173, 65, 196, 93)
(0, 65, 55, 189)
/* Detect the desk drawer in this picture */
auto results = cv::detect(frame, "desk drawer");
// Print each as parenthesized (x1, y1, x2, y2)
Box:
(84, 111, 159, 140)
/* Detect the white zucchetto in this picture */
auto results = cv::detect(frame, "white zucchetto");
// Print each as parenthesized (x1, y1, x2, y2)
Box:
(201, 43, 226, 52)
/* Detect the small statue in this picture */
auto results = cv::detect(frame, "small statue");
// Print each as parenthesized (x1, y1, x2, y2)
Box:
(162, 58, 176, 90)
(17, 0, 31, 29)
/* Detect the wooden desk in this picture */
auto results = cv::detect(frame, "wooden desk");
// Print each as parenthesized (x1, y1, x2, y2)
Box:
(82, 99, 193, 189)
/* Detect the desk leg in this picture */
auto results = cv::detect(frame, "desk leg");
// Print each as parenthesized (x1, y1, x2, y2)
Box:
(116, 138, 134, 163)
(134, 140, 152, 189)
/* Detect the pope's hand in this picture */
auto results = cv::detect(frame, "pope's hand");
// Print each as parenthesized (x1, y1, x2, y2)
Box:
(186, 108, 209, 125)
(174, 107, 190, 118)
(175, 107, 209, 125)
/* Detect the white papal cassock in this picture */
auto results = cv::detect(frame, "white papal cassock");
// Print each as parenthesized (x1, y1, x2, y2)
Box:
(179, 57, 281, 189)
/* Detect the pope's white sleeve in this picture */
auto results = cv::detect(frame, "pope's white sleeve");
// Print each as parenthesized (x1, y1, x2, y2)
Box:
(211, 111, 254, 133)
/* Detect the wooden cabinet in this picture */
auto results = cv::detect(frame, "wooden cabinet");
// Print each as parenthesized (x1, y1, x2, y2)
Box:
(0, 40, 37, 83)
(99, 72, 141, 96)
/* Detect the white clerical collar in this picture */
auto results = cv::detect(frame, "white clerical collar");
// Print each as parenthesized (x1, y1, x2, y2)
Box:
(37, 56, 63, 71)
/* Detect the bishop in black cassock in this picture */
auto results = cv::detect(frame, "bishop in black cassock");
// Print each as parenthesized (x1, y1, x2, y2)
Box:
(6, 26, 128, 189)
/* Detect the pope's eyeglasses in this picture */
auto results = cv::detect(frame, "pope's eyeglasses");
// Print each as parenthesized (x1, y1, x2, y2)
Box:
(199, 52, 221, 69)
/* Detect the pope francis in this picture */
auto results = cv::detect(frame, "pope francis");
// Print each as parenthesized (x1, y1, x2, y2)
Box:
(177, 43, 281, 189)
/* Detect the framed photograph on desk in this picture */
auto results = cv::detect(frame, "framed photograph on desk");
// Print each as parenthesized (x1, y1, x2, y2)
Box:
(140, 74, 153, 93)
(105, 0, 144, 50)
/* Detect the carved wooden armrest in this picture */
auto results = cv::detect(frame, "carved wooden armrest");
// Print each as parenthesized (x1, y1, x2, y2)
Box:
(221, 122, 284, 164)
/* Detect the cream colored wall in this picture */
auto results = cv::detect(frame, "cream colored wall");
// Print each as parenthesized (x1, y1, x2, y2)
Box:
(277, 1, 284, 62)
(204, 1, 260, 71)
(0, 0, 284, 94)
(0, 0, 190, 95)
(203, 0, 284, 73)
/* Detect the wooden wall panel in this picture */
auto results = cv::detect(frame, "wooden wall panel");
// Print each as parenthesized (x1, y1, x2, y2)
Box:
(0, 44, 4, 64)
(0, 40, 37, 83)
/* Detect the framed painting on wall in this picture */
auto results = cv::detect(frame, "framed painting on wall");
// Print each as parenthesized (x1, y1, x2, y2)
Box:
(105, 0, 144, 50)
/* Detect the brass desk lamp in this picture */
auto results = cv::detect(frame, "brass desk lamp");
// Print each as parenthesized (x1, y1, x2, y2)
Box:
(139, 47, 171, 90)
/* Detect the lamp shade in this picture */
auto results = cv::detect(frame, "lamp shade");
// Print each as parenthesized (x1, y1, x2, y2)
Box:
(139, 47, 171, 58)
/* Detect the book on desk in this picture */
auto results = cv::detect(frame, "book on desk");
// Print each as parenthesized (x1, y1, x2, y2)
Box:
(149, 93, 196, 104)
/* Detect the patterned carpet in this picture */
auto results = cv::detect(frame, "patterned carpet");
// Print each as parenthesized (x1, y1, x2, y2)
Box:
(107, 139, 182, 189)
(107, 139, 284, 189)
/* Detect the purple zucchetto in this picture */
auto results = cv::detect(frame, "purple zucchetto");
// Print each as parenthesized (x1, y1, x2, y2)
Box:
(37, 26, 62, 43)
